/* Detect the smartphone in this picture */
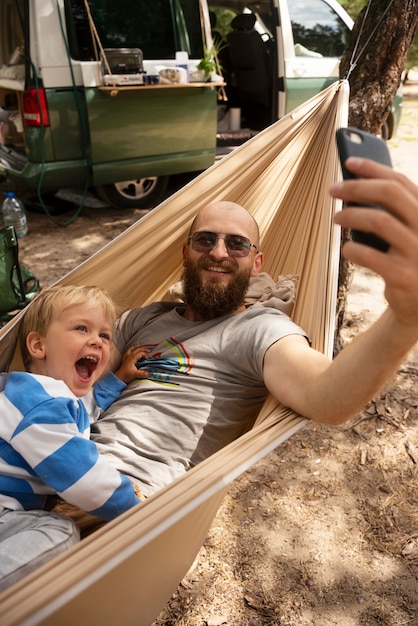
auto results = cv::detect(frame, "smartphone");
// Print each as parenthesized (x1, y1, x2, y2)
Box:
(336, 127, 392, 252)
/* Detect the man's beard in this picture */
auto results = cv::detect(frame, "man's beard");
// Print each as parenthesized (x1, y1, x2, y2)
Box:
(182, 257, 252, 320)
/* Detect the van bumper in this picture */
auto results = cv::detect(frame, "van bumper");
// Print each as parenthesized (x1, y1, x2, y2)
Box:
(0, 146, 91, 191)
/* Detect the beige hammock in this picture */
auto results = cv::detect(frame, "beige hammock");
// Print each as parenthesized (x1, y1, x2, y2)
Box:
(0, 81, 349, 625)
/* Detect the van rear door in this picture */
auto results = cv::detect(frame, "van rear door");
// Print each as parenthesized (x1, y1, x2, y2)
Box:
(63, 0, 218, 204)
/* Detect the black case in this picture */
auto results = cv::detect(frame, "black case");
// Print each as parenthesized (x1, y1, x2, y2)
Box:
(101, 48, 144, 75)
(336, 127, 392, 252)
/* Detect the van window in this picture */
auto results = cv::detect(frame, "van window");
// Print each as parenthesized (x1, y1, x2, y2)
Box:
(65, 0, 204, 61)
(0, 0, 25, 67)
(289, 0, 350, 58)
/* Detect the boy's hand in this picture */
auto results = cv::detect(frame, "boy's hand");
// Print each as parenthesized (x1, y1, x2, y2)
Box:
(114, 344, 151, 383)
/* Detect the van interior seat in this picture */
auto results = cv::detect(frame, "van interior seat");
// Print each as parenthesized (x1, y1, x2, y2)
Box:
(226, 12, 273, 128)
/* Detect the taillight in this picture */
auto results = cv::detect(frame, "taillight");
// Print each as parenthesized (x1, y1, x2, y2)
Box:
(23, 88, 50, 127)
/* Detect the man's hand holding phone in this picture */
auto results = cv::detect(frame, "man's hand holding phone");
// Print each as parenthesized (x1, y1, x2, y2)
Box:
(336, 127, 392, 252)
(331, 155, 418, 330)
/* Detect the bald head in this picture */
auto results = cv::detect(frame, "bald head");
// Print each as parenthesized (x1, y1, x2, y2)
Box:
(190, 201, 260, 247)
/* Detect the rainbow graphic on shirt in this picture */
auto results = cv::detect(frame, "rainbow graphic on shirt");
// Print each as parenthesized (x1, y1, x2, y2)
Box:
(127, 338, 193, 388)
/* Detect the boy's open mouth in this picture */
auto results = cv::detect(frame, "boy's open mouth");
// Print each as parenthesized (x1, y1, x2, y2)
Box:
(75, 356, 98, 380)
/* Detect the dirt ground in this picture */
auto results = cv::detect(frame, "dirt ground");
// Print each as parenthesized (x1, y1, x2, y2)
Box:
(4, 76, 418, 625)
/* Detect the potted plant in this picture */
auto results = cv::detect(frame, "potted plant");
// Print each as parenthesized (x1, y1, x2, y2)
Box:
(197, 47, 217, 80)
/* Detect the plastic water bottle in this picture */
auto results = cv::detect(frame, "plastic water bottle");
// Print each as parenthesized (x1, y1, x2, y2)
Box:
(2, 192, 28, 237)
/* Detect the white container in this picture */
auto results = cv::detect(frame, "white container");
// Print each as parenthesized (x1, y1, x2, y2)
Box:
(175, 51, 189, 82)
(229, 107, 241, 131)
(8, 111, 23, 133)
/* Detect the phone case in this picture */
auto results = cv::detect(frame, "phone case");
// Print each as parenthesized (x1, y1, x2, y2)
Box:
(336, 127, 392, 252)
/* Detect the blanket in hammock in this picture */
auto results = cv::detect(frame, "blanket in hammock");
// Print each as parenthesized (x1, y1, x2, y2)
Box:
(0, 81, 349, 626)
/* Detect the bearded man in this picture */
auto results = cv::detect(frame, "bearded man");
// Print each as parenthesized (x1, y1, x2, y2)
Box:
(91, 162, 418, 499)
(90, 201, 308, 496)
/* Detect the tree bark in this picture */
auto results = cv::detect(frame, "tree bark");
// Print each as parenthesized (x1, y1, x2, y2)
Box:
(341, 0, 418, 133)
(334, 0, 418, 355)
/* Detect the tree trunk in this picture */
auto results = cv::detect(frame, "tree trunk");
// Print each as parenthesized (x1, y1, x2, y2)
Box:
(341, 0, 418, 134)
(334, 0, 418, 355)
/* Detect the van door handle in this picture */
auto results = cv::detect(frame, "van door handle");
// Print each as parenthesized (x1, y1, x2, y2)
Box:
(293, 65, 307, 77)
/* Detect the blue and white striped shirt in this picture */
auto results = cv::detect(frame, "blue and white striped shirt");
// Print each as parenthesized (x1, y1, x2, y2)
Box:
(0, 371, 140, 520)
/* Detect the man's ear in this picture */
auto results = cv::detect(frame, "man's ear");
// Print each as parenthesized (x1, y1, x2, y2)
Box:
(26, 332, 46, 361)
(251, 251, 264, 277)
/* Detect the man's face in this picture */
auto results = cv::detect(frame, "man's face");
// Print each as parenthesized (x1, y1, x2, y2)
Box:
(182, 203, 263, 320)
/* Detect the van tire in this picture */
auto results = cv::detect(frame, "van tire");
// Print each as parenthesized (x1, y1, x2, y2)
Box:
(96, 176, 169, 209)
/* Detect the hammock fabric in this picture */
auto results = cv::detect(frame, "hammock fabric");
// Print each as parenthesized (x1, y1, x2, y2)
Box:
(0, 81, 349, 625)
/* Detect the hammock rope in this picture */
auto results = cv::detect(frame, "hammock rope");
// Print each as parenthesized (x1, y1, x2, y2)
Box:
(344, 0, 396, 80)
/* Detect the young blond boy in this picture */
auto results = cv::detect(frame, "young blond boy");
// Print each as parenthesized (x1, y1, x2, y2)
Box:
(0, 285, 147, 591)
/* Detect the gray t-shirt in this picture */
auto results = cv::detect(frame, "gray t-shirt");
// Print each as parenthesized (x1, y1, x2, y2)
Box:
(91, 302, 308, 495)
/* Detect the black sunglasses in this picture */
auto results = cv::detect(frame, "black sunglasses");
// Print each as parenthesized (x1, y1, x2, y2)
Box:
(188, 231, 258, 258)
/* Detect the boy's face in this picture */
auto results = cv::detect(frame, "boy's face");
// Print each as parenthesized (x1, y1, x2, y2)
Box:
(28, 302, 113, 397)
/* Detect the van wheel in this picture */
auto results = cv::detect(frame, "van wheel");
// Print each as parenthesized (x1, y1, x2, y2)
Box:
(96, 176, 169, 209)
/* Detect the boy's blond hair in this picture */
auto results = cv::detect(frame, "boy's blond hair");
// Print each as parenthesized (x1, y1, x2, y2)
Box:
(20, 285, 117, 370)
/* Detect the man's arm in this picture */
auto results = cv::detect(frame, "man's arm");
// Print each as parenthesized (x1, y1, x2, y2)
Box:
(263, 158, 418, 424)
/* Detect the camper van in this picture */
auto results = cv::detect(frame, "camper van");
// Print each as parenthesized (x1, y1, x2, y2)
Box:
(0, 0, 402, 210)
